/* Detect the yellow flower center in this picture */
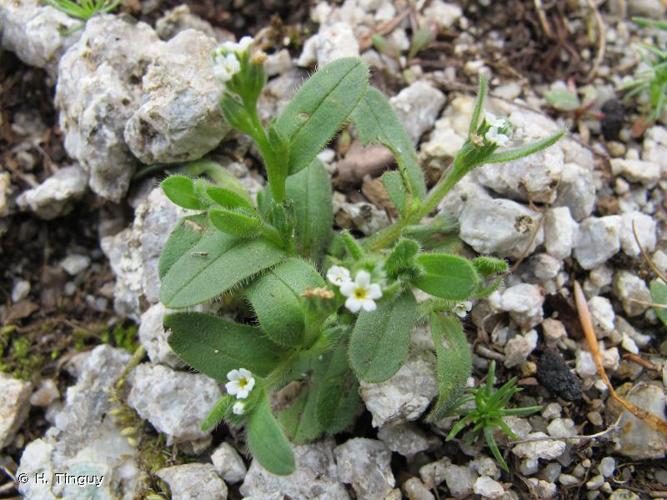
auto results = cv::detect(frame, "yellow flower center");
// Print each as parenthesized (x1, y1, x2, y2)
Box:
(354, 288, 367, 300)
(239, 378, 248, 388)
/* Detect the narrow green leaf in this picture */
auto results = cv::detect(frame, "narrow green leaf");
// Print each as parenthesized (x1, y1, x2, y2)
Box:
(247, 395, 296, 476)
(286, 159, 333, 260)
(166, 312, 285, 379)
(351, 87, 426, 199)
(545, 89, 581, 112)
(348, 291, 419, 382)
(413, 253, 479, 300)
(161, 175, 206, 210)
(427, 314, 472, 422)
(201, 395, 235, 432)
(206, 185, 253, 210)
(381, 170, 407, 216)
(158, 214, 210, 279)
(208, 207, 261, 238)
(275, 58, 369, 175)
(160, 229, 284, 308)
(246, 258, 325, 347)
(468, 75, 488, 137)
(472, 256, 508, 276)
(408, 26, 434, 59)
(650, 280, 667, 326)
(485, 131, 565, 164)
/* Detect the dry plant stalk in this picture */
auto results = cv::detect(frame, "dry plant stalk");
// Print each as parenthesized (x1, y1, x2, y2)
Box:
(573, 280, 667, 435)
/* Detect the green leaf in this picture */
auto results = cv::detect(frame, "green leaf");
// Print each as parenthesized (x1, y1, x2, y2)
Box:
(166, 312, 285, 379)
(158, 214, 210, 279)
(427, 314, 472, 421)
(159, 228, 284, 308)
(650, 280, 667, 326)
(384, 238, 420, 281)
(201, 395, 235, 432)
(412, 253, 479, 301)
(485, 131, 565, 164)
(351, 87, 426, 199)
(472, 256, 508, 276)
(208, 207, 261, 238)
(246, 258, 325, 347)
(408, 26, 434, 59)
(247, 394, 296, 476)
(348, 291, 419, 382)
(286, 159, 333, 260)
(545, 89, 581, 112)
(161, 175, 207, 210)
(275, 58, 369, 175)
(468, 75, 488, 137)
(206, 185, 253, 210)
(381, 170, 407, 216)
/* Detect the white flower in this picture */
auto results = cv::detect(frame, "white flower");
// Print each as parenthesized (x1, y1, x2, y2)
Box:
(485, 127, 510, 147)
(453, 300, 473, 318)
(212, 52, 241, 83)
(221, 36, 253, 55)
(232, 401, 246, 415)
(340, 270, 382, 313)
(225, 368, 255, 399)
(484, 112, 512, 147)
(327, 265, 351, 287)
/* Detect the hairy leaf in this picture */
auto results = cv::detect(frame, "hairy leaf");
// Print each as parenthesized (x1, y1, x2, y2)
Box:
(201, 395, 235, 432)
(381, 170, 407, 216)
(206, 185, 253, 210)
(208, 207, 261, 238)
(428, 314, 472, 421)
(246, 258, 325, 347)
(158, 214, 209, 279)
(384, 238, 421, 281)
(650, 280, 667, 326)
(161, 175, 206, 210)
(351, 87, 426, 199)
(160, 228, 284, 308)
(166, 312, 285, 379)
(275, 58, 369, 175)
(316, 340, 360, 433)
(247, 395, 295, 476)
(413, 253, 479, 300)
(349, 291, 419, 382)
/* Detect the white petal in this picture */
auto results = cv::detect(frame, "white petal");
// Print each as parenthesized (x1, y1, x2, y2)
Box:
(227, 369, 241, 381)
(367, 284, 382, 300)
(355, 270, 371, 287)
(360, 299, 377, 312)
(345, 297, 362, 313)
(244, 377, 256, 393)
(236, 387, 251, 399)
(340, 281, 356, 297)
(225, 380, 240, 395)
(238, 36, 253, 51)
(238, 368, 252, 379)
(232, 402, 245, 415)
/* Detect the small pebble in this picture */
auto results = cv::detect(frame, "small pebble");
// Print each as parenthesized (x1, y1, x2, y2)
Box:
(559, 473, 579, 486)
(60, 254, 91, 276)
(599, 457, 615, 478)
(586, 474, 604, 490)
(11, 280, 31, 302)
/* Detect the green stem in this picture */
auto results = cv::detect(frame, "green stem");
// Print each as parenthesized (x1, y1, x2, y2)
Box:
(247, 108, 286, 203)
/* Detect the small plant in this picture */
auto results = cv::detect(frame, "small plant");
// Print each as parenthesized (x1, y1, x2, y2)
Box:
(158, 37, 563, 475)
(622, 17, 667, 124)
(43, 0, 121, 22)
(446, 361, 542, 472)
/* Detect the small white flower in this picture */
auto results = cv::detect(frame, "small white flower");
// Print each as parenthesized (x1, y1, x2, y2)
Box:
(225, 368, 255, 399)
(485, 127, 510, 147)
(453, 300, 473, 318)
(232, 401, 246, 415)
(327, 265, 351, 287)
(340, 270, 382, 313)
(212, 52, 241, 83)
(484, 112, 512, 147)
(221, 36, 254, 54)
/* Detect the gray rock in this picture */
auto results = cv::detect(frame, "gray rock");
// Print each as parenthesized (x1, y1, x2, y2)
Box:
(264, 49, 293, 76)
(0, 0, 80, 76)
(611, 158, 660, 185)
(573, 216, 621, 270)
(11, 279, 31, 303)
(155, 4, 219, 40)
(101, 186, 185, 320)
(0, 374, 32, 449)
(546, 418, 576, 438)
(438, 176, 491, 219)
(613, 271, 651, 317)
(29, 378, 59, 408)
(16, 165, 87, 220)
(17, 345, 139, 499)
(157, 463, 227, 500)
(612, 383, 667, 459)
(422, 0, 463, 28)
(588, 296, 616, 337)
(419, 458, 451, 489)
(599, 456, 616, 478)
(442, 464, 476, 497)
(511, 432, 566, 460)
(469, 457, 500, 480)
(642, 125, 667, 174)
(474, 146, 564, 203)
(211, 442, 246, 484)
(298, 22, 359, 67)
(526, 478, 557, 498)
(528, 253, 562, 282)
(377, 422, 434, 457)
(124, 29, 228, 164)
(619, 211, 656, 257)
(0, 171, 10, 217)
(554, 163, 596, 221)
(500, 284, 544, 331)
(459, 197, 543, 259)
(138, 303, 183, 368)
(334, 196, 391, 236)
(127, 363, 221, 444)
(359, 350, 437, 427)
(60, 253, 90, 276)
(390, 81, 446, 144)
(609, 489, 641, 500)
(334, 438, 395, 500)
(473, 476, 505, 499)
(544, 207, 578, 259)
(503, 330, 539, 367)
(403, 477, 435, 500)
(258, 69, 305, 122)
(240, 438, 348, 499)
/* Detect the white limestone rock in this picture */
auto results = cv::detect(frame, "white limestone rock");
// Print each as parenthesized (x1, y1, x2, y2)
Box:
(473, 476, 505, 499)
(500, 284, 544, 331)
(377, 422, 434, 457)
(554, 162, 596, 221)
(442, 464, 476, 497)
(504, 330, 539, 367)
(618, 211, 656, 257)
(334, 438, 395, 500)
(573, 216, 621, 270)
(298, 22, 359, 67)
(0, 374, 32, 450)
(211, 442, 247, 484)
(543, 207, 578, 259)
(390, 81, 446, 143)
(512, 432, 566, 460)
(127, 363, 222, 444)
(613, 271, 651, 317)
(611, 158, 660, 185)
(138, 303, 183, 368)
(157, 464, 228, 500)
(16, 165, 88, 220)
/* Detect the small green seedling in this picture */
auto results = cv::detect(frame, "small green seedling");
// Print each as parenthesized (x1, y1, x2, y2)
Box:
(622, 17, 667, 123)
(158, 36, 563, 475)
(43, 0, 120, 20)
(446, 361, 542, 472)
